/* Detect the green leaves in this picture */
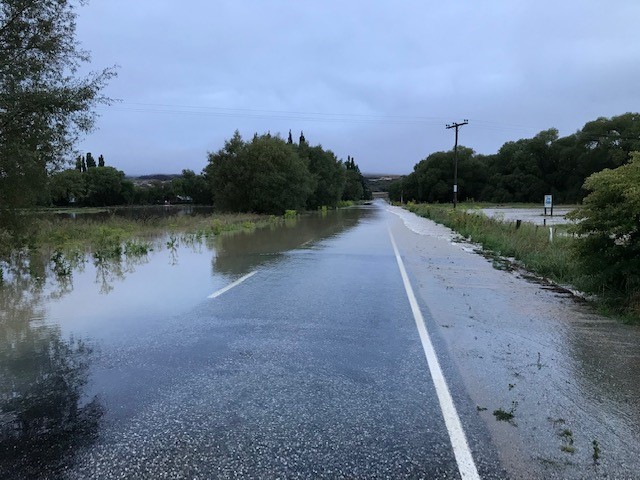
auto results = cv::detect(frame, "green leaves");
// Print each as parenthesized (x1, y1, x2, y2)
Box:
(205, 132, 314, 214)
(1, 0, 115, 228)
(569, 152, 640, 314)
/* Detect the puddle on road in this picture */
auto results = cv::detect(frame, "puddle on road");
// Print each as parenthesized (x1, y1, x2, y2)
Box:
(0, 206, 373, 478)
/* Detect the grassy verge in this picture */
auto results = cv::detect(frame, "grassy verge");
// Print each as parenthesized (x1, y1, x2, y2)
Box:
(405, 202, 578, 283)
(405, 202, 624, 309)
(405, 202, 640, 321)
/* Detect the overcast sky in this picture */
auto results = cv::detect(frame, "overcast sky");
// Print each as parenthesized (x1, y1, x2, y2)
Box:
(75, 0, 640, 176)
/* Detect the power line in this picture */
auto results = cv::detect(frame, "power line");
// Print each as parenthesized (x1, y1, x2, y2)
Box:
(95, 102, 542, 132)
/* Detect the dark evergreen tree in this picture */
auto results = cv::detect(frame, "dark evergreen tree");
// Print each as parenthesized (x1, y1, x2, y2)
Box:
(85, 152, 96, 168)
(81, 156, 87, 173)
(299, 131, 306, 145)
(288, 130, 293, 144)
(98, 154, 105, 167)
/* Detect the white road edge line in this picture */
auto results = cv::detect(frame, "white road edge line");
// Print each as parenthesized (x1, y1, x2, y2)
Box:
(388, 228, 480, 480)
(207, 271, 257, 299)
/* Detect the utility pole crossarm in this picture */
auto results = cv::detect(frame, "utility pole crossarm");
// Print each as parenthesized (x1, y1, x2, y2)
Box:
(445, 119, 469, 208)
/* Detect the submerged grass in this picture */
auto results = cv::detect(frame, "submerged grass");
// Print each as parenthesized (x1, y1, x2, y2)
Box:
(26, 212, 270, 251)
(0, 212, 280, 267)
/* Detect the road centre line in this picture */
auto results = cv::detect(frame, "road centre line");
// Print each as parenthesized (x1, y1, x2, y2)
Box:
(388, 228, 480, 480)
(207, 271, 257, 299)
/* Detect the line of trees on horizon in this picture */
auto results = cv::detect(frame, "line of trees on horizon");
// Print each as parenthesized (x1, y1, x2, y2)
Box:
(45, 130, 373, 212)
(388, 112, 640, 204)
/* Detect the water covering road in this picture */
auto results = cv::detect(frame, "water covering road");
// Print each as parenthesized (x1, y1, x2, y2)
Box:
(1, 202, 640, 478)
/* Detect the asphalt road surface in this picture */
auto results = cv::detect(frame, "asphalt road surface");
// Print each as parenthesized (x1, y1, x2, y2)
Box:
(3, 202, 640, 479)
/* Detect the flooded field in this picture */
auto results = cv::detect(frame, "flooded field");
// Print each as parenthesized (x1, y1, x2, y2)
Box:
(477, 207, 575, 225)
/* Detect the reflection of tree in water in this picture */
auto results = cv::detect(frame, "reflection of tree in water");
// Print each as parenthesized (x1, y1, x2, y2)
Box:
(212, 207, 371, 276)
(0, 258, 103, 479)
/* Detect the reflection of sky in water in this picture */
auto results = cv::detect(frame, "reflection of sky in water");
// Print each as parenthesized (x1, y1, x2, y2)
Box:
(47, 246, 219, 339)
(0, 208, 370, 476)
(40, 208, 371, 339)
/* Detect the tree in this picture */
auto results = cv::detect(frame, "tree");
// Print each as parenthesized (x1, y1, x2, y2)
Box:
(83, 166, 127, 206)
(342, 155, 370, 201)
(98, 154, 105, 167)
(568, 152, 640, 313)
(85, 152, 96, 168)
(304, 145, 345, 209)
(172, 169, 211, 204)
(205, 130, 253, 212)
(248, 135, 314, 213)
(205, 131, 314, 214)
(49, 169, 85, 205)
(0, 0, 115, 228)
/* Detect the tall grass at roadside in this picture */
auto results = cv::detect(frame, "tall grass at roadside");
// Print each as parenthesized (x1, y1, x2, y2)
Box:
(405, 202, 640, 321)
(405, 203, 579, 286)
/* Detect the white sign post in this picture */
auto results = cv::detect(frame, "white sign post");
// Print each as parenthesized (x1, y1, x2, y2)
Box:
(544, 195, 553, 216)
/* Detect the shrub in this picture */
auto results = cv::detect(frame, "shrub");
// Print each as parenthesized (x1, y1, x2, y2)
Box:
(568, 152, 640, 314)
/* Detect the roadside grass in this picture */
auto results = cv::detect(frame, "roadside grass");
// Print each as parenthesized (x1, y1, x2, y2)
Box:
(405, 202, 579, 285)
(403, 202, 639, 323)
(404, 202, 640, 323)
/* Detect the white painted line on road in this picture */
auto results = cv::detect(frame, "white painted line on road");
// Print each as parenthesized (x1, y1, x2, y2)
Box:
(207, 271, 257, 299)
(388, 229, 480, 480)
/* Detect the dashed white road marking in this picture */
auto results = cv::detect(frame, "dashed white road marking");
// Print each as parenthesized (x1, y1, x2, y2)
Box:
(207, 271, 257, 299)
(388, 228, 481, 480)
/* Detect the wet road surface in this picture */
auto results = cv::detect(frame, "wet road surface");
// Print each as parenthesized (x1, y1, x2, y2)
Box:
(2, 203, 640, 478)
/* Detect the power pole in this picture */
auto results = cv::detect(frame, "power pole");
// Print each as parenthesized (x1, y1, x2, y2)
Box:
(446, 119, 468, 208)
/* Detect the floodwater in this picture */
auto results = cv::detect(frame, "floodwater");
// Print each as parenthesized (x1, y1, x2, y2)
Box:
(478, 207, 574, 225)
(0, 208, 367, 478)
(49, 205, 217, 220)
(1, 203, 640, 478)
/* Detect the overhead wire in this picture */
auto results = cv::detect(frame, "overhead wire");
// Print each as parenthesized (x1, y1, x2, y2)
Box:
(96, 101, 545, 134)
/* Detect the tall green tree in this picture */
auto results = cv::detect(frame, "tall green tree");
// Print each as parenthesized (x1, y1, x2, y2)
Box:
(85, 152, 96, 168)
(303, 145, 345, 209)
(205, 132, 314, 214)
(49, 168, 85, 205)
(204, 130, 253, 212)
(171, 169, 211, 204)
(342, 155, 371, 201)
(0, 0, 114, 228)
(83, 166, 127, 206)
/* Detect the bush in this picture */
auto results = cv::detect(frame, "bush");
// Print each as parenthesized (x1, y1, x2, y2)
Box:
(568, 152, 640, 314)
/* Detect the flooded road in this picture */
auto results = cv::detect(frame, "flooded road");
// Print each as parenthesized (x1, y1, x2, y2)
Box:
(1, 203, 640, 478)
